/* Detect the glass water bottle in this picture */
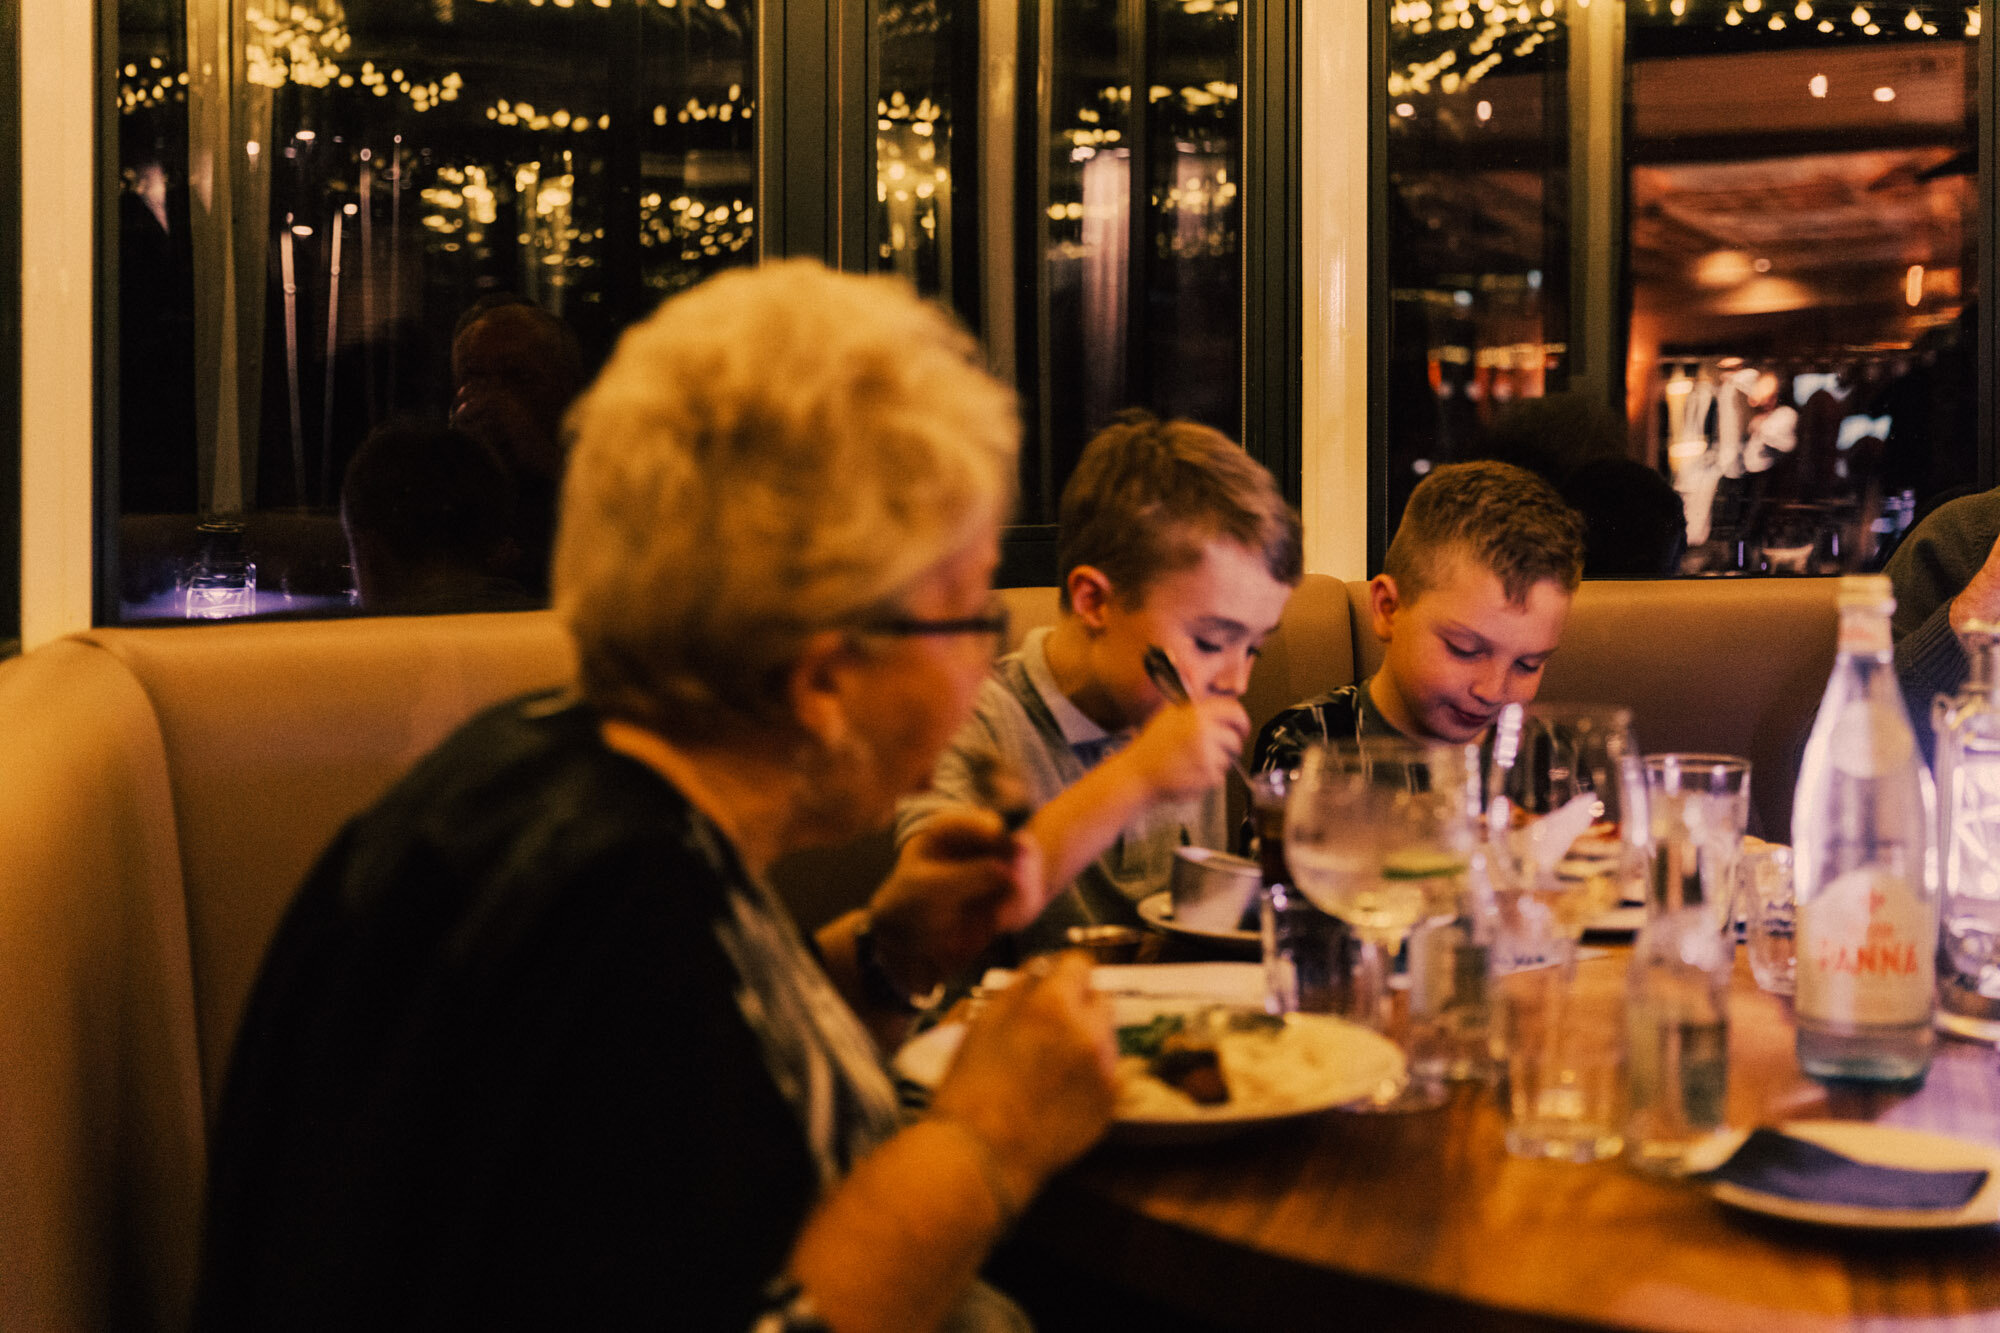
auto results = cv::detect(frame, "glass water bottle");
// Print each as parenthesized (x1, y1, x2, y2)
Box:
(1791, 574, 1936, 1083)
(1934, 621, 2000, 1042)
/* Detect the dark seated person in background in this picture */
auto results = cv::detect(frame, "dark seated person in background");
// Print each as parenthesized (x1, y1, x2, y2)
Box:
(339, 419, 539, 614)
(1886, 486, 2000, 761)
(449, 294, 590, 597)
(194, 260, 1117, 1332)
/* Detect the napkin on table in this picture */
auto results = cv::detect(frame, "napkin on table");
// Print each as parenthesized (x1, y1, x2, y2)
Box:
(1697, 1128, 1990, 1210)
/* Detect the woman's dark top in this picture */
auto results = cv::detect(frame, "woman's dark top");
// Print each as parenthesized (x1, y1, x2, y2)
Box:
(193, 692, 900, 1331)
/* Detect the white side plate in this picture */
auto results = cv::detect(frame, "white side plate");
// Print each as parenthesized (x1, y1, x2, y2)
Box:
(1682, 1120, 2000, 1231)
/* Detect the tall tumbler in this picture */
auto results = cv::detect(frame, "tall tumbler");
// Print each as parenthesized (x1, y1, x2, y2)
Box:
(1626, 753, 1748, 1175)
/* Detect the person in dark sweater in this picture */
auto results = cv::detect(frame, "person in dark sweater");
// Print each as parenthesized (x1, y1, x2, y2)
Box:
(194, 260, 1117, 1332)
(1884, 487, 2000, 760)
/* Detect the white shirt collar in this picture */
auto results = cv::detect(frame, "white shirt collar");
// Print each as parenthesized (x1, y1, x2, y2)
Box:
(1020, 626, 1113, 748)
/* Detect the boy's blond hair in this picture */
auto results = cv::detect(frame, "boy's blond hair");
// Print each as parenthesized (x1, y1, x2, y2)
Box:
(1057, 411, 1302, 610)
(1384, 460, 1585, 605)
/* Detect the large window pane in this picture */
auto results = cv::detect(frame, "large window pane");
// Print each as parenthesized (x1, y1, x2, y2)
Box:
(1377, 1, 1980, 579)
(112, 0, 755, 622)
(1382, 1, 1571, 537)
(1023, 0, 1243, 524)
(875, 0, 966, 304)
(1627, 9, 1978, 575)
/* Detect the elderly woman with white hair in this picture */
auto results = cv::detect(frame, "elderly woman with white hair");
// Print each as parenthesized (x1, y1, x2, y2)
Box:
(194, 261, 1117, 1332)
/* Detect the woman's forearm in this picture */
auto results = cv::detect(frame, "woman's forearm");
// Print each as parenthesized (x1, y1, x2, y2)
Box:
(787, 1117, 1025, 1333)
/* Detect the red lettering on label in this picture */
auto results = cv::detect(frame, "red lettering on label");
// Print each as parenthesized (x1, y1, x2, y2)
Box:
(1813, 940, 1920, 977)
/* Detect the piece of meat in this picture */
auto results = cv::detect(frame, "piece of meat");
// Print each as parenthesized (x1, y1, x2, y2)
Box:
(1149, 1044, 1229, 1105)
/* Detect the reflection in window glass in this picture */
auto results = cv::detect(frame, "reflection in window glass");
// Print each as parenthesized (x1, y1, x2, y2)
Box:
(876, 0, 961, 301)
(1043, 0, 1133, 504)
(1382, 2, 1570, 542)
(1627, 9, 1978, 575)
(112, 0, 755, 621)
(1144, 0, 1241, 438)
(1033, 0, 1241, 521)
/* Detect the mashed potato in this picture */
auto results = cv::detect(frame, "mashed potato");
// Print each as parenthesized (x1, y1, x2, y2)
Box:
(1115, 1012, 1385, 1119)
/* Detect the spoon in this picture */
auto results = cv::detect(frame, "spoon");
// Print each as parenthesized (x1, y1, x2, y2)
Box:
(1142, 645, 1255, 790)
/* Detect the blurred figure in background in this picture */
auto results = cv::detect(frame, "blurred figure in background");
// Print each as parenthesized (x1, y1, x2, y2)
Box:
(339, 419, 537, 614)
(1476, 394, 1686, 578)
(448, 296, 589, 595)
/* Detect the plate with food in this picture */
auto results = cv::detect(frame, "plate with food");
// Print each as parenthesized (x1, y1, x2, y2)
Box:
(1136, 889, 1261, 955)
(895, 993, 1405, 1145)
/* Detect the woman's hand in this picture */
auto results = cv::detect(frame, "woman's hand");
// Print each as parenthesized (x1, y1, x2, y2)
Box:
(926, 951, 1118, 1209)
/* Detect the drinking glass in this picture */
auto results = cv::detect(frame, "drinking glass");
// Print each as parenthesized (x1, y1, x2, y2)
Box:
(1741, 841, 1796, 996)
(1251, 766, 1355, 1017)
(1627, 755, 1747, 1175)
(1643, 754, 1751, 924)
(1496, 962, 1628, 1162)
(1285, 738, 1477, 1111)
(1486, 704, 1649, 944)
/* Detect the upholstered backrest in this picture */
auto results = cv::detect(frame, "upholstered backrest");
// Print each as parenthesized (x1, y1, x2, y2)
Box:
(82, 612, 577, 1117)
(1347, 577, 1839, 840)
(1535, 579, 1837, 841)
(0, 612, 576, 1333)
(0, 641, 205, 1333)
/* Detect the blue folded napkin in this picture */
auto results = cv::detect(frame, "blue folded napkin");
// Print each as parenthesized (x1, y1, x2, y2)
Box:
(1698, 1128, 1989, 1210)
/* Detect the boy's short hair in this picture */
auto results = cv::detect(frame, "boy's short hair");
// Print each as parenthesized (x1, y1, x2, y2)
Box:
(1384, 460, 1585, 605)
(1057, 411, 1303, 609)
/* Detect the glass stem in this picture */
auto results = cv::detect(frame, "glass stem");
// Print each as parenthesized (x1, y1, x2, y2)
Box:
(1352, 934, 1396, 1033)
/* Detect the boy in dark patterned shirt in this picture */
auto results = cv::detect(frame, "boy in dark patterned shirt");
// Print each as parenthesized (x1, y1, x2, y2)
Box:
(1252, 461, 1586, 775)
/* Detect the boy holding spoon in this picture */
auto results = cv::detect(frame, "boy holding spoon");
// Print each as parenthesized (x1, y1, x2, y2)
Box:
(897, 410, 1301, 957)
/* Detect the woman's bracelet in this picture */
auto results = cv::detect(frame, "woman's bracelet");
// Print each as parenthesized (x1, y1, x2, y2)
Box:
(923, 1112, 1025, 1233)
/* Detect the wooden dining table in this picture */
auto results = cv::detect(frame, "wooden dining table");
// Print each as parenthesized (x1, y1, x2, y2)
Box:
(1017, 950, 2000, 1332)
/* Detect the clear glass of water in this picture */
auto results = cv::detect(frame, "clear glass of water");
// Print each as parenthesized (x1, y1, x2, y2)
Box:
(1496, 960, 1627, 1162)
(1642, 753, 1752, 924)
(1742, 842, 1796, 997)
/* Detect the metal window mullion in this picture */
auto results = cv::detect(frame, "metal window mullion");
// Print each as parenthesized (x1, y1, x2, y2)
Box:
(1566, 0, 1624, 419)
(1024, 0, 1053, 519)
(1980, 0, 1995, 492)
(1242, 0, 1300, 504)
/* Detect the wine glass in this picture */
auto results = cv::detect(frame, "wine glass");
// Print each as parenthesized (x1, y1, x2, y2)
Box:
(1284, 738, 1477, 1112)
(1485, 703, 1649, 952)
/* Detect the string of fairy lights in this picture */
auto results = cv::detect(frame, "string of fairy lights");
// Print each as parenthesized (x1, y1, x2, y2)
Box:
(123, 0, 1245, 294)
(1390, 0, 1974, 105)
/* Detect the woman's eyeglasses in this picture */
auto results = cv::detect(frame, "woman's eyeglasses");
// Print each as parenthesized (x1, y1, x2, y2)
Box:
(851, 597, 1010, 642)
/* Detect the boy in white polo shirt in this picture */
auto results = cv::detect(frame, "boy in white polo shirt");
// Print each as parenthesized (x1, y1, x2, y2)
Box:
(896, 411, 1301, 956)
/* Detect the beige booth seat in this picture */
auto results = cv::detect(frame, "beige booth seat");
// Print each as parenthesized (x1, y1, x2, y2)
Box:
(0, 612, 572, 1333)
(1346, 575, 1838, 840)
(0, 575, 1836, 1333)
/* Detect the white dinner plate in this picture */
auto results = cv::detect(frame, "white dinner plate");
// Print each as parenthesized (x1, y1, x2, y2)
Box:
(1682, 1120, 2000, 1231)
(1136, 889, 1261, 954)
(895, 1003, 1406, 1145)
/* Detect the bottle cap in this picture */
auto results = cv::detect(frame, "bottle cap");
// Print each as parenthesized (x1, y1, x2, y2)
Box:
(1837, 573, 1894, 613)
